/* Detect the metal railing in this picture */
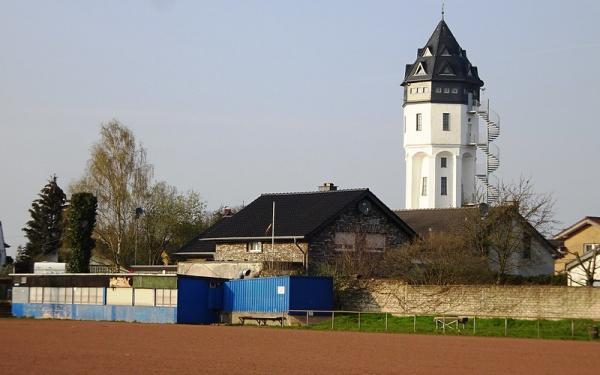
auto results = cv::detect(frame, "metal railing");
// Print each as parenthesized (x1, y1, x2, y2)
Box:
(287, 310, 600, 340)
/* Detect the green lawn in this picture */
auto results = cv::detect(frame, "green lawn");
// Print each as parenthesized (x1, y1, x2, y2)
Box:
(292, 313, 600, 341)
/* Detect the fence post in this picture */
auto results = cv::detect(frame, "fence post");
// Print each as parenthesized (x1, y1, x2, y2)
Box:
(504, 317, 508, 336)
(473, 316, 476, 335)
(306, 310, 309, 326)
(331, 311, 335, 330)
(442, 314, 446, 334)
(537, 318, 540, 338)
(413, 315, 416, 333)
(571, 319, 574, 338)
(358, 312, 361, 331)
(385, 313, 388, 331)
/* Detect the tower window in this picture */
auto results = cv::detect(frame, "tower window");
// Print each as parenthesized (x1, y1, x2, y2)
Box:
(441, 157, 447, 168)
(416, 113, 422, 131)
(441, 177, 448, 196)
(421, 177, 428, 196)
(443, 113, 450, 131)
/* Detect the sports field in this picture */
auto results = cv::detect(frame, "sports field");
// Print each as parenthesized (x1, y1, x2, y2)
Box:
(1, 319, 598, 374)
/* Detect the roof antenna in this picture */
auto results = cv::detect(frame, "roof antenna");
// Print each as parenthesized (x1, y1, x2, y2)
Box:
(441, 1, 445, 20)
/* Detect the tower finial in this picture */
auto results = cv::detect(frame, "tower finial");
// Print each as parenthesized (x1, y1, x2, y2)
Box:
(441, 1, 445, 20)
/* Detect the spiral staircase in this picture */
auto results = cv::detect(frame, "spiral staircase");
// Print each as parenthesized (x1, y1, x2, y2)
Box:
(474, 101, 501, 204)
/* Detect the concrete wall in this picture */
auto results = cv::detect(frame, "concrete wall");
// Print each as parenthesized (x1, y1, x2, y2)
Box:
(11, 303, 177, 323)
(342, 280, 600, 319)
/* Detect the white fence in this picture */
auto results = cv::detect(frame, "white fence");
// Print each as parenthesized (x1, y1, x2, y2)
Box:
(12, 286, 177, 307)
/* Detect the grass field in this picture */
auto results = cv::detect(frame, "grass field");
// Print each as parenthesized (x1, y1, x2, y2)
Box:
(294, 313, 600, 341)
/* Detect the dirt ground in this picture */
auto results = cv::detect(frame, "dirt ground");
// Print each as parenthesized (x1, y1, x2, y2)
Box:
(1, 319, 599, 375)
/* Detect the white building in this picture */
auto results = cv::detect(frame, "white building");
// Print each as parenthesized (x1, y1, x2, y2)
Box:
(402, 19, 486, 209)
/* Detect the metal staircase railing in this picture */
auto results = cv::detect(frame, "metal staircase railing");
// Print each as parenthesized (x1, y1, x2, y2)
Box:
(475, 100, 501, 204)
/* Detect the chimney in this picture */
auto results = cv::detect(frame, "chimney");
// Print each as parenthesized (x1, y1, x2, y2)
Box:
(222, 206, 233, 217)
(318, 182, 338, 192)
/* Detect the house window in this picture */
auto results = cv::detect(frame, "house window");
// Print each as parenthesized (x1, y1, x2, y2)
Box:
(421, 177, 428, 196)
(441, 157, 447, 168)
(523, 233, 532, 259)
(440, 177, 447, 196)
(435, 87, 442, 93)
(443, 88, 450, 94)
(416, 113, 422, 131)
(451, 88, 458, 94)
(423, 87, 428, 94)
(366, 234, 386, 252)
(247, 241, 262, 253)
(335, 232, 355, 252)
(584, 243, 600, 253)
(442, 113, 450, 131)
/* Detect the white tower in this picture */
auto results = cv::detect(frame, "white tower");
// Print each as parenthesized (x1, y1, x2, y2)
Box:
(402, 19, 485, 209)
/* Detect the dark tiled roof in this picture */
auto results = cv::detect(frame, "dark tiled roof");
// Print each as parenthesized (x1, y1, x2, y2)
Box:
(402, 20, 483, 87)
(191, 189, 415, 241)
(395, 207, 479, 237)
(177, 234, 216, 253)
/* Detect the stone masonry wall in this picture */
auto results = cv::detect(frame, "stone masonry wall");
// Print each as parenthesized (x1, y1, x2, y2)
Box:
(343, 280, 600, 319)
(308, 201, 413, 273)
(214, 242, 307, 263)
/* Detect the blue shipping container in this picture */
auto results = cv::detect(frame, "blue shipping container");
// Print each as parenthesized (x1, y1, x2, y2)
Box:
(177, 276, 224, 324)
(222, 276, 333, 313)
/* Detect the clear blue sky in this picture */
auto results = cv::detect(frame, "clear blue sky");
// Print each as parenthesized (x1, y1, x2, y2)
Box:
(2, 0, 599, 256)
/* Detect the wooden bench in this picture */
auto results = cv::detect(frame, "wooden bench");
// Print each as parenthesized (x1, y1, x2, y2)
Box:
(239, 316, 286, 327)
(434, 316, 468, 332)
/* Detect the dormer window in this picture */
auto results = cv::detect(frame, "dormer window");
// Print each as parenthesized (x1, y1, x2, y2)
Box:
(440, 47, 452, 56)
(414, 62, 427, 76)
(440, 63, 455, 76)
(422, 47, 432, 57)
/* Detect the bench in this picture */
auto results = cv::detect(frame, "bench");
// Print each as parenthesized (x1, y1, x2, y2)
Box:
(238, 316, 286, 327)
(434, 316, 468, 332)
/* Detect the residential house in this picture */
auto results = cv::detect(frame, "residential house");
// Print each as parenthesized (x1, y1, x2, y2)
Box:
(553, 216, 600, 274)
(176, 184, 416, 274)
(565, 250, 600, 287)
(395, 205, 558, 276)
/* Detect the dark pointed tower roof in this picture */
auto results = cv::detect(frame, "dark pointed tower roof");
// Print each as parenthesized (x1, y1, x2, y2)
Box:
(402, 20, 483, 87)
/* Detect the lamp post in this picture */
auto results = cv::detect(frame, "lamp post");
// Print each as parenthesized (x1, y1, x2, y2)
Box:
(134, 207, 144, 266)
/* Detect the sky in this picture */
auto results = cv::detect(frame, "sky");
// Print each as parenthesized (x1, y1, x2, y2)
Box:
(1, 0, 599, 257)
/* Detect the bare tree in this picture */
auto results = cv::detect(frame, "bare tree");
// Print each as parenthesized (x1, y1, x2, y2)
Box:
(71, 120, 152, 267)
(467, 177, 557, 283)
(567, 247, 600, 287)
(380, 233, 491, 285)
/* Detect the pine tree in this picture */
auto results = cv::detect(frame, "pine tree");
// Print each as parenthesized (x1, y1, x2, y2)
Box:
(14, 245, 33, 273)
(22, 175, 67, 260)
(66, 193, 98, 273)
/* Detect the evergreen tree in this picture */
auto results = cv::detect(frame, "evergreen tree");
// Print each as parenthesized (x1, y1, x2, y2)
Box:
(22, 175, 67, 260)
(14, 245, 33, 273)
(66, 193, 98, 273)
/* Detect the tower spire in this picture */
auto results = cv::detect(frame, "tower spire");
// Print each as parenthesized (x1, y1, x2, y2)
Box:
(441, 1, 445, 20)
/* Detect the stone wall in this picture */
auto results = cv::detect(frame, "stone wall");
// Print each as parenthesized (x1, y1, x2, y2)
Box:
(214, 242, 306, 264)
(308, 201, 413, 273)
(343, 280, 600, 319)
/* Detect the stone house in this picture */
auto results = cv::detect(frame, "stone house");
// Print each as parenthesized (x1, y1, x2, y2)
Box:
(177, 184, 416, 274)
(553, 216, 600, 274)
(395, 205, 558, 277)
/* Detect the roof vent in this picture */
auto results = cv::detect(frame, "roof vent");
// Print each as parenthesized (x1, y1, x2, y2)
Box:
(319, 182, 338, 192)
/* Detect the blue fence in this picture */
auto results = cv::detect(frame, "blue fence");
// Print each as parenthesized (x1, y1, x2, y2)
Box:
(12, 303, 177, 323)
(223, 276, 333, 313)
